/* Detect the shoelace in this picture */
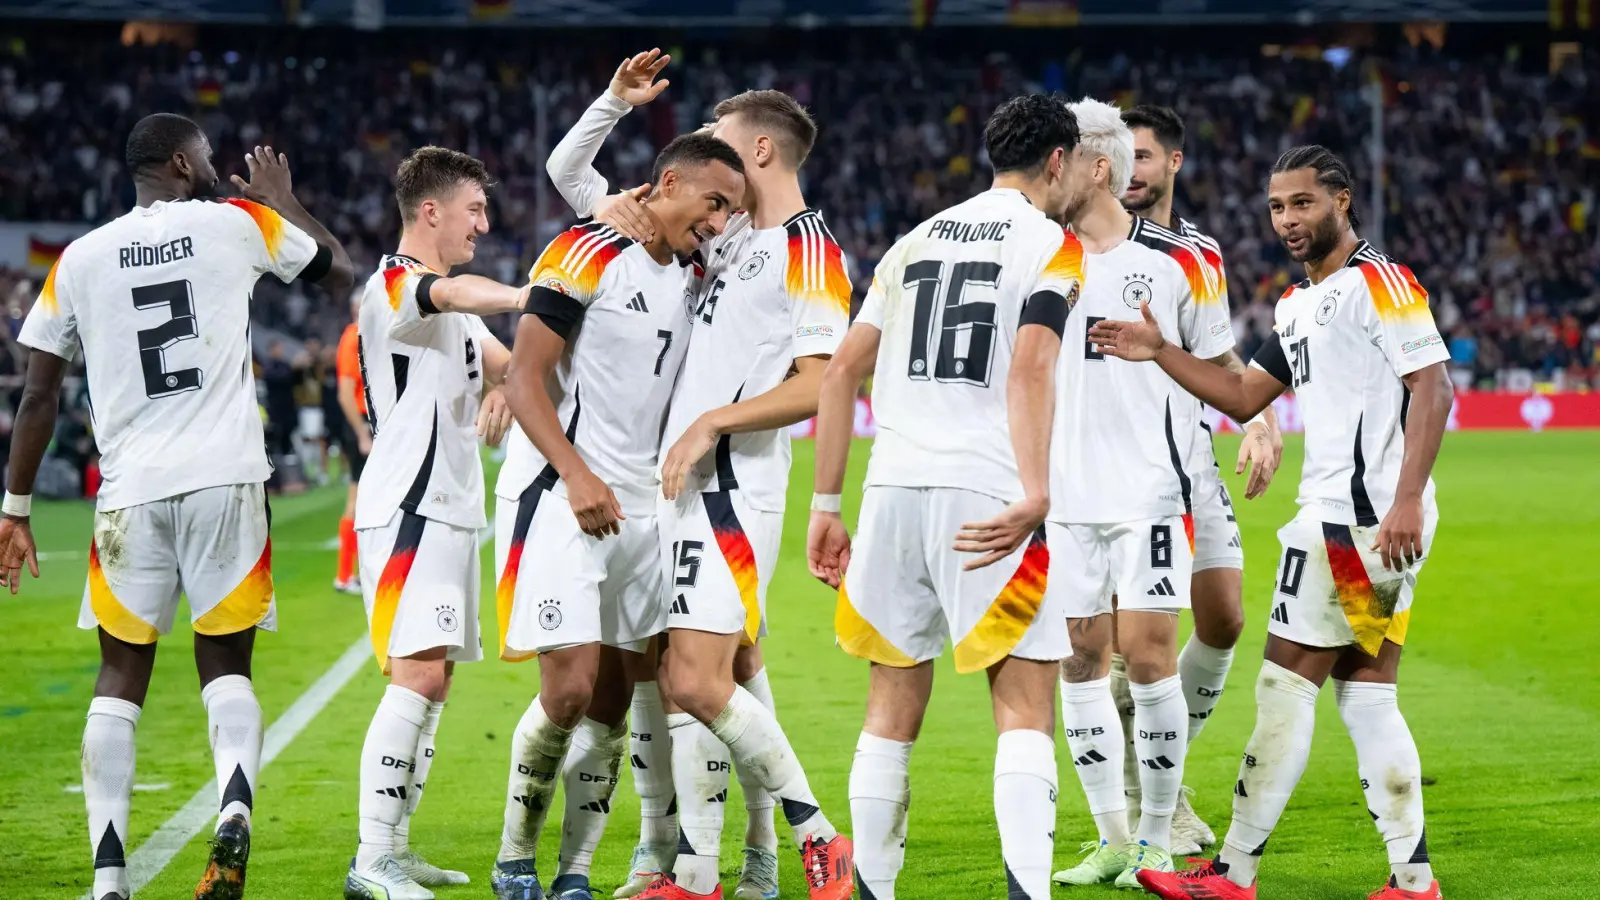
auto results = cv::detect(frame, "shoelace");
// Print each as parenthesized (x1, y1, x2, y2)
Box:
(802, 839, 832, 890)
(742, 849, 778, 884)
(1175, 860, 1222, 881)
(638, 874, 678, 897)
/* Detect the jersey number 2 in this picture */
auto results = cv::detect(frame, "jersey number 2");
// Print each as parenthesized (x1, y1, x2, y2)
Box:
(905, 259, 1001, 387)
(132, 280, 202, 398)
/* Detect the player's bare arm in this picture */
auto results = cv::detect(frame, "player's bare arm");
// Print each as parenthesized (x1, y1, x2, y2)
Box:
(474, 336, 514, 448)
(1090, 302, 1286, 423)
(808, 325, 878, 588)
(0, 349, 68, 593)
(1375, 361, 1451, 571)
(337, 375, 372, 454)
(953, 322, 1060, 571)
(424, 275, 529, 317)
(660, 355, 829, 501)
(1207, 348, 1283, 499)
(229, 144, 354, 292)
(503, 314, 625, 538)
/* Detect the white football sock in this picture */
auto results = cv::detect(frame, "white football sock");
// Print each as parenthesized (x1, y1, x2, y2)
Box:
(357, 684, 428, 869)
(394, 698, 443, 855)
(849, 731, 912, 900)
(670, 712, 730, 894)
(1060, 676, 1129, 846)
(1335, 680, 1434, 892)
(629, 680, 676, 850)
(84, 696, 140, 900)
(736, 668, 779, 854)
(994, 729, 1057, 900)
(707, 686, 837, 846)
(498, 695, 576, 864)
(1178, 636, 1234, 742)
(557, 717, 628, 882)
(201, 675, 261, 831)
(1109, 654, 1139, 812)
(1217, 661, 1320, 888)
(1131, 675, 1189, 849)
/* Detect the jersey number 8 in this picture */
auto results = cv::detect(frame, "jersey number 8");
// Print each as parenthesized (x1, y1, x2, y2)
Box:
(904, 259, 1001, 387)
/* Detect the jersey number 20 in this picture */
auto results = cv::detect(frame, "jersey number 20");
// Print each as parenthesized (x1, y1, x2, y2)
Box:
(132, 280, 202, 399)
(904, 259, 1000, 387)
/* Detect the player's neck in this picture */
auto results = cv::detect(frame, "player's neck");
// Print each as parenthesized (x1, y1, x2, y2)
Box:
(1143, 193, 1176, 231)
(639, 205, 676, 266)
(990, 173, 1050, 211)
(394, 233, 452, 275)
(134, 180, 189, 208)
(1072, 191, 1134, 254)
(749, 172, 807, 230)
(1303, 228, 1362, 285)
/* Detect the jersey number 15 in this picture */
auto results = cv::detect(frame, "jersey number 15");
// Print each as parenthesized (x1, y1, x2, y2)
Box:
(904, 259, 1001, 388)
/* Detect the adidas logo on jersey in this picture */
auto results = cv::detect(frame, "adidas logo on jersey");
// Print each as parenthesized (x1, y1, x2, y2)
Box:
(1271, 602, 1290, 625)
(670, 594, 690, 615)
(1147, 577, 1177, 597)
(626, 292, 649, 313)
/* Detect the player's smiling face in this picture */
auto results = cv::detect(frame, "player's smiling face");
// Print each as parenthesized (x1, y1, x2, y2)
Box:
(433, 180, 490, 267)
(654, 161, 744, 260)
(1268, 167, 1345, 263)
(1124, 127, 1175, 214)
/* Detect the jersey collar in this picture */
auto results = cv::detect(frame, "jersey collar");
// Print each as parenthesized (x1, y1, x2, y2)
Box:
(1341, 240, 1373, 269)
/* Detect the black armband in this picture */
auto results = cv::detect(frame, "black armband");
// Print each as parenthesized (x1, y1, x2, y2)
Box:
(415, 273, 442, 315)
(523, 284, 586, 340)
(1019, 289, 1069, 337)
(296, 244, 333, 284)
(1249, 331, 1293, 386)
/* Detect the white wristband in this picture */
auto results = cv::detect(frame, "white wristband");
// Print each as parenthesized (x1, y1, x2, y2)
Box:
(810, 493, 842, 513)
(2, 492, 32, 518)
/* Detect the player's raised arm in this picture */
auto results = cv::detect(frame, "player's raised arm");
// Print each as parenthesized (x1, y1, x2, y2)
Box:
(229, 144, 354, 292)
(1090, 302, 1287, 423)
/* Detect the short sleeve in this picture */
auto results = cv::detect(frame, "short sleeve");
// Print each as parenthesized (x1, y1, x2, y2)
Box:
(218, 199, 321, 283)
(1028, 225, 1086, 305)
(381, 262, 443, 343)
(523, 225, 629, 339)
(1168, 246, 1234, 359)
(1248, 330, 1293, 386)
(1356, 260, 1450, 377)
(784, 214, 852, 358)
(17, 255, 79, 361)
(854, 243, 902, 331)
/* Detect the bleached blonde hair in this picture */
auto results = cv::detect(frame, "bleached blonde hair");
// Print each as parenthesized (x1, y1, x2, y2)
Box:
(1068, 96, 1135, 198)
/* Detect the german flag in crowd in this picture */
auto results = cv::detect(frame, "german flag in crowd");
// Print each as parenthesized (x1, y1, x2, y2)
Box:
(911, 0, 938, 28)
(471, 0, 513, 19)
(27, 237, 67, 271)
(1550, 0, 1596, 29)
(1008, 0, 1079, 26)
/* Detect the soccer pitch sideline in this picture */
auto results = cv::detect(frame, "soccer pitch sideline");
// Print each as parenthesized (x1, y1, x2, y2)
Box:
(1, 432, 1596, 900)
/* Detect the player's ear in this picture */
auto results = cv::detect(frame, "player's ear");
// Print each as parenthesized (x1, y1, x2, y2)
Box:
(658, 168, 677, 197)
(173, 149, 192, 181)
(1169, 149, 1184, 175)
(754, 134, 773, 168)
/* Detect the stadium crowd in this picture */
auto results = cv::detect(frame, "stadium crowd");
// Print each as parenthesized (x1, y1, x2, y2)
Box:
(1, 24, 1597, 486)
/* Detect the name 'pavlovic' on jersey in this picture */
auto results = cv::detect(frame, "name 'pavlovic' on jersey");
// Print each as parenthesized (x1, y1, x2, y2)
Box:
(858, 187, 1085, 504)
(1251, 241, 1449, 525)
(354, 254, 495, 531)
(18, 199, 323, 511)
(495, 224, 694, 514)
(1051, 216, 1233, 524)
(661, 208, 851, 512)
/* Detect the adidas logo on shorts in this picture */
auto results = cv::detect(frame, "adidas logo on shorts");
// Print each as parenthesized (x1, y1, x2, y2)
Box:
(1146, 577, 1176, 597)
(1271, 602, 1290, 625)
(670, 594, 690, 615)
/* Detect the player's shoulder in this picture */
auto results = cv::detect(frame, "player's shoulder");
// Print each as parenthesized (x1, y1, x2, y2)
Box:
(533, 222, 635, 282)
(1344, 240, 1428, 312)
(1130, 216, 1206, 264)
(780, 208, 852, 304)
(1174, 216, 1223, 255)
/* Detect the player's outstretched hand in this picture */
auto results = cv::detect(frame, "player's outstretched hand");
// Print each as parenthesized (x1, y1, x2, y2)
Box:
(953, 496, 1048, 571)
(1373, 494, 1425, 572)
(567, 468, 626, 539)
(0, 517, 40, 595)
(807, 511, 852, 588)
(594, 185, 656, 243)
(1087, 302, 1166, 361)
(660, 416, 717, 501)
(610, 49, 671, 107)
(477, 388, 514, 448)
(1236, 421, 1281, 499)
(229, 145, 296, 210)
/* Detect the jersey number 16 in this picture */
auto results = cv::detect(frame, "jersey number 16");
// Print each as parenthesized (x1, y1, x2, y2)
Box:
(904, 259, 1001, 388)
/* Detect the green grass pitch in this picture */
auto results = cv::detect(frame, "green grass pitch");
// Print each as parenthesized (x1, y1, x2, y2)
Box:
(2, 432, 1597, 899)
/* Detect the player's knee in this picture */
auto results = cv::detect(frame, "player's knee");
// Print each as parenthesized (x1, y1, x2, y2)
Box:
(540, 680, 595, 729)
(1195, 606, 1245, 650)
(731, 642, 764, 683)
(664, 666, 731, 722)
(390, 658, 449, 701)
(1060, 652, 1104, 684)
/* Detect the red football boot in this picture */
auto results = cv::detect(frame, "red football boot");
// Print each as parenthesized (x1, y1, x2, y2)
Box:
(1367, 877, 1443, 899)
(1136, 858, 1257, 900)
(801, 835, 855, 900)
(634, 875, 722, 900)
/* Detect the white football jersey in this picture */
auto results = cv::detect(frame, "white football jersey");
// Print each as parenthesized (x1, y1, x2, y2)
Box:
(858, 188, 1086, 504)
(18, 199, 321, 511)
(1253, 241, 1449, 525)
(496, 224, 694, 514)
(1171, 215, 1238, 476)
(354, 254, 495, 531)
(662, 209, 851, 512)
(1050, 216, 1232, 524)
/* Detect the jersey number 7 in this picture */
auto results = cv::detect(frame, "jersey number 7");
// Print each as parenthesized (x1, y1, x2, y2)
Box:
(904, 259, 1001, 387)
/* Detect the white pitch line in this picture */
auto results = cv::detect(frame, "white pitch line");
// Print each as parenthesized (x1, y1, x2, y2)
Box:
(83, 636, 371, 899)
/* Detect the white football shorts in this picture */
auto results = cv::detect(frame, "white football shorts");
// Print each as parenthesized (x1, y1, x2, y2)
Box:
(1266, 506, 1438, 655)
(1189, 463, 1244, 572)
(659, 488, 782, 645)
(357, 509, 482, 675)
(1047, 514, 1196, 617)
(78, 482, 275, 644)
(495, 486, 666, 660)
(838, 486, 1066, 674)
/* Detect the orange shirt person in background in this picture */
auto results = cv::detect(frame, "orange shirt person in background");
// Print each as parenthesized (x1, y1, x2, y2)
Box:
(334, 296, 370, 593)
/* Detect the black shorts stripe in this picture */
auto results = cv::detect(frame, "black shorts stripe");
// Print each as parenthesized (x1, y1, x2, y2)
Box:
(533, 385, 582, 491)
(1164, 397, 1194, 515)
(400, 411, 438, 514)
(1350, 415, 1378, 527)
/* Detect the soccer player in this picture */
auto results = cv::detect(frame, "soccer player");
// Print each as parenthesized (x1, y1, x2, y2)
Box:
(808, 94, 1086, 900)
(335, 294, 370, 595)
(345, 147, 524, 900)
(0, 114, 353, 900)
(1044, 98, 1235, 890)
(489, 131, 745, 900)
(1111, 104, 1284, 853)
(1089, 146, 1451, 900)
